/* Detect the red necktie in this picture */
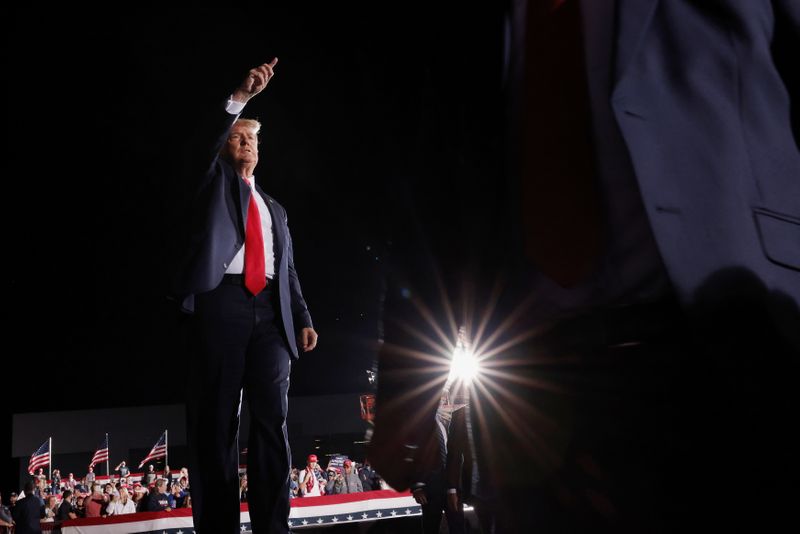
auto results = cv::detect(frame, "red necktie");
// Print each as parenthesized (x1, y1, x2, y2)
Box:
(244, 178, 266, 296)
(521, 0, 604, 286)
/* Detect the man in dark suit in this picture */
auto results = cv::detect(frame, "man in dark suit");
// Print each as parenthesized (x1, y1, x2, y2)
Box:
(10, 481, 42, 534)
(171, 59, 318, 534)
(372, 1, 799, 532)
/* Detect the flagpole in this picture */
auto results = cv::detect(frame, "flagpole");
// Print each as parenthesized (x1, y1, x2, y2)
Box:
(48, 437, 52, 482)
(106, 433, 110, 479)
(165, 429, 169, 473)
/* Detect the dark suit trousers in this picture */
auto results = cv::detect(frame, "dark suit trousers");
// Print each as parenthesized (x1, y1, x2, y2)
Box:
(187, 277, 292, 534)
(421, 476, 466, 534)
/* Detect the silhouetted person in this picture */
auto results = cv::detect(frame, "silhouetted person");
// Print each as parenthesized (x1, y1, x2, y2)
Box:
(11, 481, 43, 534)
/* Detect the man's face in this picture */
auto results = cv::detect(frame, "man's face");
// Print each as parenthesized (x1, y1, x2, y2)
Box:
(222, 123, 259, 169)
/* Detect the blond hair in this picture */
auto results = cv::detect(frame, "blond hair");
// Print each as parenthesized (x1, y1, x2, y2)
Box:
(234, 118, 261, 135)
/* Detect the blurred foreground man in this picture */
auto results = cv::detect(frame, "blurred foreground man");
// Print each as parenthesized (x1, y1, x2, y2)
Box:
(372, 1, 799, 532)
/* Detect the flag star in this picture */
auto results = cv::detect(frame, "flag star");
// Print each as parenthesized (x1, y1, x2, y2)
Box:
(361, 513, 368, 519)
(241, 526, 247, 532)
(405, 509, 411, 515)
(347, 515, 354, 520)
(332, 516, 339, 522)
(302, 519, 308, 525)
(316, 518, 324, 524)
(288, 521, 293, 526)
(376, 511, 383, 517)
(391, 510, 397, 516)
(177, 531, 183, 534)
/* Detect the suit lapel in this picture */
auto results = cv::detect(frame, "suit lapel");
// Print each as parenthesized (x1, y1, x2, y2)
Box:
(613, 0, 659, 86)
(258, 186, 284, 269)
(236, 174, 250, 235)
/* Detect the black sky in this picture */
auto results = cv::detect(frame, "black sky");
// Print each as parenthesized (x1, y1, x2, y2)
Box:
(3, 3, 505, 481)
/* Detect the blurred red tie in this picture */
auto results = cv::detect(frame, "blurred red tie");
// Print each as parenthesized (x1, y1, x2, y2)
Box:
(244, 178, 266, 295)
(520, 0, 604, 286)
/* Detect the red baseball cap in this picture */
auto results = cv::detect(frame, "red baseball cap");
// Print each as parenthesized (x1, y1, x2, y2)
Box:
(343, 459, 352, 467)
(307, 454, 318, 463)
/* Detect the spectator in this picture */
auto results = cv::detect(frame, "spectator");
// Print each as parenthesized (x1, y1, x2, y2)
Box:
(114, 461, 130, 478)
(83, 484, 107, 518)
(131, 484, 147, 512)
(40, 496, 58, 523)
(34, 469, 46, 488)
(103, 483, 118, 502)
(11, 481, 43, 534)
(358, 460, 380, 491)
(50, 470, 61, 495)
(146, 479, 171, 512)
(289, 469, 299, 499)
(56, 490, 78, 521)
(106, 488, 136, 516)
(169, 484, 186, 509)
(162, 465, 173, 489)
(84, 468, 95, 492)
(143, 465, 156, 486)
(74, 495, 85, 518)
(179, 467, 189, 486)
(341, 460, 363, 494)
(238, 474, 248, 503)
(324, 469, 344, 495)
(64, 473, 76, 491)
(74, 478, 87, 494)
(0, 491, 14, 532)
(298, 455, 325, 497)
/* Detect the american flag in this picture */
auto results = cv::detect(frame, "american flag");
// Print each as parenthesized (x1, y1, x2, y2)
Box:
(138, 431, 167, 468)
(89, 435, 109, 468)
(27, 439, 50, 475)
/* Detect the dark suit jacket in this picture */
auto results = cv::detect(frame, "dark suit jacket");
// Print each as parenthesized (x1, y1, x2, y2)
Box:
(11, 496, 42, 534)
(372, 0, 800, 492)
(170, 104, 313, 358)
(582, 0, 800, 304)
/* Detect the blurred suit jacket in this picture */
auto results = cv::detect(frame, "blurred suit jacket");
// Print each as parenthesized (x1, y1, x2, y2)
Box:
(371, 0, 799, 495)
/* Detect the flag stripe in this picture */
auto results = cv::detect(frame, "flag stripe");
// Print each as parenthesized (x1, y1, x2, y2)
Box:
(27, 439, 50, 475)
(138, 432, 167, 468)
(89, 436, 109, 467)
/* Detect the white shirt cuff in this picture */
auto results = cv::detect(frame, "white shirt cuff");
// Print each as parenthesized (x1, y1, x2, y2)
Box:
(225, 97, 246, 115)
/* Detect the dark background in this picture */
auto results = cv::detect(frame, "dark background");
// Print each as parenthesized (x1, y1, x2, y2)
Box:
(3, 6, 505, 493)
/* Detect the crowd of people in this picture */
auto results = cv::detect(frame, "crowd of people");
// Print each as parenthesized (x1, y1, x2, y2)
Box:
(0, 456, 386, 532)
(289, 455, 386, 498)
(0, 464, 192, 533)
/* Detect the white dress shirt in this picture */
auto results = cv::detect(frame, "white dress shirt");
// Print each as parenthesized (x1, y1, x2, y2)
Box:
(223, 98, 276, 279)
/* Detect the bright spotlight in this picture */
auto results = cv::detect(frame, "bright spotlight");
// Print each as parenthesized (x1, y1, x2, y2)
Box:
(448, 328, 479, 384)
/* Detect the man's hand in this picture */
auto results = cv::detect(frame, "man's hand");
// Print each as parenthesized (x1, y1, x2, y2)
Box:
(232, 58, 278, 103)
(446, 492, 460, 513)
(412, 488, 428, 505)
(299, 327, 318, 352)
